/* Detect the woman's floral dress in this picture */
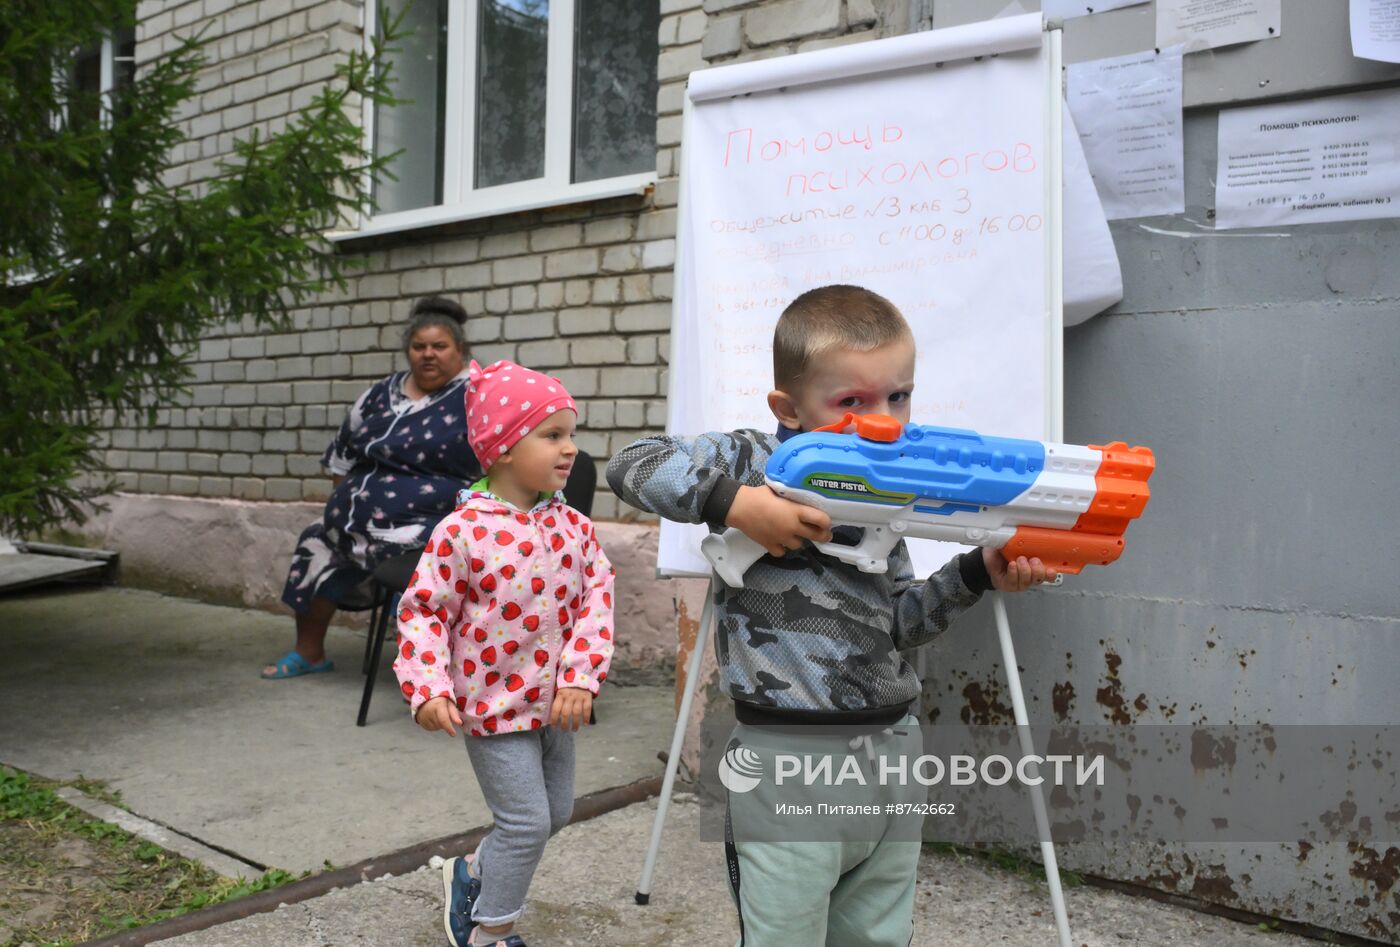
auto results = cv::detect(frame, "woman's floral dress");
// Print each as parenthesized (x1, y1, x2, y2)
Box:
(280, 369, 481, 614)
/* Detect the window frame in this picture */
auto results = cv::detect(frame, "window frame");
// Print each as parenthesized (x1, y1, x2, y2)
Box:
(333, 0, 657, 242)
(68, 30, 133, 131)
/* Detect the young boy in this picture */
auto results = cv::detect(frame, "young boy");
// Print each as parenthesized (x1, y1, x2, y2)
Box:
(606, 284, 1053, 946)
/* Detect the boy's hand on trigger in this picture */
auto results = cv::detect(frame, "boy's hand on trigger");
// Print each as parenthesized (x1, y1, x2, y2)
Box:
(983, 547, 1057, 592)
(550, 687, 593, 732)
(727, 484, 833, 558)
(415, 695, 463, 737)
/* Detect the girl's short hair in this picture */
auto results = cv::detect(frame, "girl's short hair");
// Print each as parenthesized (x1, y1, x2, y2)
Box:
(772, 285, 912, 390)
(402, 296, 468, 353)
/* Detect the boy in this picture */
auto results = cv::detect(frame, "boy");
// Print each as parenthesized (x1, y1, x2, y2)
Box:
(606, 284, 1053, 946)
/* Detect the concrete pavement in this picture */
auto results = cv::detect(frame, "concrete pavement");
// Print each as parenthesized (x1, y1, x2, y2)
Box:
(152, 794, 1318, 947)
(0, 587, 672, 875)
(0, 586, 1333, 945)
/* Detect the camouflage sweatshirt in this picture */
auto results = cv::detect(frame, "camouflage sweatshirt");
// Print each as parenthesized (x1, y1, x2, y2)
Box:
(606, 429, 992, 720)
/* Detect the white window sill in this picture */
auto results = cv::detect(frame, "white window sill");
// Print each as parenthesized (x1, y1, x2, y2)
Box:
(327, 171, 657, 243)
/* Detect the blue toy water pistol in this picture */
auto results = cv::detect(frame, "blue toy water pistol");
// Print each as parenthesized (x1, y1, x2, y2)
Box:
(700, 413, 1155, 588)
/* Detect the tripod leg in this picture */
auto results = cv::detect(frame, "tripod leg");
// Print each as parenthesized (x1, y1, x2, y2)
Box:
(636, 583, 714, 905)
(992, 592, 1073, 947)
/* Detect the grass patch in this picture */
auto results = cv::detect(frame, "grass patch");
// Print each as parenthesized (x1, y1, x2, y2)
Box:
(924, 840, 1085, 887)
(0, 766, 302, 946)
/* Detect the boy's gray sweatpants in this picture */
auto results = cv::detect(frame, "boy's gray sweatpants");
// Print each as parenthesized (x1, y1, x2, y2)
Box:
(464, 726, 575, 925)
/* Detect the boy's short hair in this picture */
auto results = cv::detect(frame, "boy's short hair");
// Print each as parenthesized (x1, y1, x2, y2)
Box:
(772, 285, 912, 389)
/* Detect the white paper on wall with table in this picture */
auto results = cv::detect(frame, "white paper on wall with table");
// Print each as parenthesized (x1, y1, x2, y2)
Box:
(1351, 0, 1400, 63)
(1060, 103, 1124, 327)
(1215, 86, 1400, 229)
(1155, 0, 1281, 52)
(1066, 46, 1184, 220)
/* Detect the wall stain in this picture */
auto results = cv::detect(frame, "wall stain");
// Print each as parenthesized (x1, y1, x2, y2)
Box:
(1321, 799, 1360, 837)
(1361, 917, 1389, 939)
(1190, 730, 1238, 773)
(1190, 871, 1239, 902)
(960, 679, 1014, 725)
(1349, 842, 1400, 893)
(1051, 681, 1075, 721)
(1053, 818, 1086, 843)
(1095, 649, 1146, 725)
(673, 597, 700, 715)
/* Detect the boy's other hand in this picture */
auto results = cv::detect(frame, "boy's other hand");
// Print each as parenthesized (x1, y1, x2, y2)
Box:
(415, 695, 462, 736)
(550, 687, 593, 731)
(727, 484, 833, 558)
(984, 547, 1057, 592)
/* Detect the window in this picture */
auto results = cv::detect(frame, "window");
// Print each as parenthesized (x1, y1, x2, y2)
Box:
(372, 0, 448, 212)
(355, 0, 659, 238)
(70, 27, 137, 131)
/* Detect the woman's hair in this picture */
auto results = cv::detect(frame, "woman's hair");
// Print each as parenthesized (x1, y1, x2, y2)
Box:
(401, 295, 468, 353)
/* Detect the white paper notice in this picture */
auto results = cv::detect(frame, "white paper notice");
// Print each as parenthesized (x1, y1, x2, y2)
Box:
(1060, 103, 1124, 327)
(1351, 0, 1400, 63)
(1066, 48, 1184, 220)
(1043, 0, 1148, 19)
(1156, 0, 1280, 52)
(1215, 87, 1400, 229)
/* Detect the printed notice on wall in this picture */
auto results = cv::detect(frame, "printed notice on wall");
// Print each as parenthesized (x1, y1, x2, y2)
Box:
(1215, 87, 1400, 229)
(1066, 47, 1184, 219)
(1351, 0, 1400, 63)
(1156, 0, 1280, 52)
(1043, 0, 1148, 20)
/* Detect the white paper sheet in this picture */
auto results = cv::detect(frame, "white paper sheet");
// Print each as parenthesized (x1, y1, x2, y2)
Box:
(1215, 87, 1400, 229)
(662, 16, 1053, 578)
(1066, 47, 1184, 220)
(1351, 0, 1400, 63)
(1156, 0, 1281, 52)
(1060, 103, 1125, 327)
(1044, 0, 1148, 19)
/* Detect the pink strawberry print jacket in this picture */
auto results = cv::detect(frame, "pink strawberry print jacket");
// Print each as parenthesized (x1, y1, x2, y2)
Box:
(392, 483, 615, 736)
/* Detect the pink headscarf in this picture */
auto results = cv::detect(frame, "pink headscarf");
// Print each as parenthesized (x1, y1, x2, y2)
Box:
(465, 360, 577, 470)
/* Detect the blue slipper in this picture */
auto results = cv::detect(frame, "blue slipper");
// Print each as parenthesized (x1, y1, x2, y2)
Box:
(261, 650, 334, 679)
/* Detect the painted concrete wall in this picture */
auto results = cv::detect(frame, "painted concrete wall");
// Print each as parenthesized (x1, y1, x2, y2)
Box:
(72, 493, 695, 671)
(917, 110, 1400, 941)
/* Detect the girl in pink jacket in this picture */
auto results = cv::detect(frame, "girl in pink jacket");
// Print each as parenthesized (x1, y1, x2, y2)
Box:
(394, 360, 613, 947)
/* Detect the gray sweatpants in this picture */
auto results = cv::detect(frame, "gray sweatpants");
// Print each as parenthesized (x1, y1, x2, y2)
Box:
(464, 726, 576, 925)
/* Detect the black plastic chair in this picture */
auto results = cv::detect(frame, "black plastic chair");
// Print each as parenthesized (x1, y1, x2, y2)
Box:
(356, 451, 598, 725)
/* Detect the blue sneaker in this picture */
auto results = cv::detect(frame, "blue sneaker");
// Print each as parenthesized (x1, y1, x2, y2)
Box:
(441, 856, 480, 947)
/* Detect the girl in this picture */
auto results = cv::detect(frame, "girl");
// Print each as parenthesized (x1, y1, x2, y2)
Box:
(394, 359, 614, 947)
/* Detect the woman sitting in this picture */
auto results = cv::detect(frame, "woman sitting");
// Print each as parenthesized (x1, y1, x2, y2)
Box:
(263, 296, 482, 679)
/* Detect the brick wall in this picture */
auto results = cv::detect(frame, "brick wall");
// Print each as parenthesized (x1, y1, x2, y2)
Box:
(98, 0, 911, 521)
(79, 0, 922, 759)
